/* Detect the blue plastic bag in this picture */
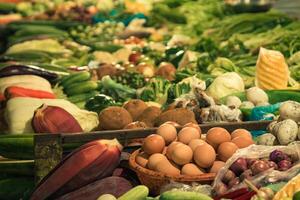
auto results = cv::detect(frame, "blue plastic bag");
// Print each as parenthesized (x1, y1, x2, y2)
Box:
(249, 103, 281, 137)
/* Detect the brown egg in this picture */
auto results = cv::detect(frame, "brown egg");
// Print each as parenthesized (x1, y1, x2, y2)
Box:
(231, 136, 254, 149)
(156, 123, 177, 145)
(183, 122, 202, 137)
(155, 159, 181, 176)
(142, 134, 165, 155)
(171, 144, 193, 165)
(164, 121, 180, 127)
(178, 127, 201, 144)
(188, 139, 206, 151)
(209, 161, 226, 173)
(166, 142, 184, 159)
(194, 143, 216, 168)
(206, 127, 231, 150)
(217, 142, 239, 162)
(231, 129, 252, 140)
(147, 153, 167, 170)
(135, 152, 149, 168)
(181, 163, 204, 175)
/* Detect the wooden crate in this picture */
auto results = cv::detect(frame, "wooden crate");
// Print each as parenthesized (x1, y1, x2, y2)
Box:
(33, 120, 272, 184)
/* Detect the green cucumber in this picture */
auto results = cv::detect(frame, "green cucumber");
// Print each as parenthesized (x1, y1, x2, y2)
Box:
(0, 136, 34, 160)
(159, 191, 212, 200)
(60, 71, 91, 88)
(0, 3, 16, 13)
(118, 185, 149, 200)
(0, 178, 34, 200)
(68, 91, 99, 103)
(64, 81, 98, 96)
(0, 160, 34, 176)
(74, 101, 86, 109)
(7, 20, 85, 31)
(0, 135, 84, 160)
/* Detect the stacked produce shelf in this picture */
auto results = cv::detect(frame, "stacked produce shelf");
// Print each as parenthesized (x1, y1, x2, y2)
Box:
(0, 0, 300, 200)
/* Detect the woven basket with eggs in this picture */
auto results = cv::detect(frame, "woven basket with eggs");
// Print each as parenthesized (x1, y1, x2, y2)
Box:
(129, 122, 254, 195)
(129, 149, 215, 195)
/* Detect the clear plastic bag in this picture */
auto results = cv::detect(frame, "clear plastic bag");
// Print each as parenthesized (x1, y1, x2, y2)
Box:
(160, 181, 212, 196)
(212, 144, 300, 195)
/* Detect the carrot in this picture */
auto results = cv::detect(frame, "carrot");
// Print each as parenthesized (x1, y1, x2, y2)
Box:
(5, 86, 56, 99)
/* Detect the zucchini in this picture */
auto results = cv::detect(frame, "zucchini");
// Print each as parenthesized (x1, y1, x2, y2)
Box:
(64, 81, 98, 96)
(0, 135, 84, 160)
(0, 178, 34, 200)
(0, 160, 34, 176)
(7, 20, 85, 31)
(60, 71, 91, 88)
(0, 136, 34, 160)
(118, 185, 149, 200)
(0, 3, 16, 13)
(68, 91, 99, 103)
(159, 191, 212, 200)
(74, 101, 86, 109)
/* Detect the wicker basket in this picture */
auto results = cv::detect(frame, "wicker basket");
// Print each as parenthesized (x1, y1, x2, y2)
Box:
(129, 149, 216, 195)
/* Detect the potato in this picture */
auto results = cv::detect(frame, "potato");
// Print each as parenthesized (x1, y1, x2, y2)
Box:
(123, 99, 148, 121)
(99, 106, 132, 130)
(97, 63, 118, 79)
(137, 106, 161, 127)
(155, 108, 197, 126)
(155, 62, 176, 81)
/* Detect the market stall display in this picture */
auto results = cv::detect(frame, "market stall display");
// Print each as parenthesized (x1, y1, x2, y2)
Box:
(0, 0, 300, 199)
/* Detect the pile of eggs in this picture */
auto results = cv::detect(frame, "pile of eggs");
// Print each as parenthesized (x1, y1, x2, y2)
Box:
(135, 122, 255, 176)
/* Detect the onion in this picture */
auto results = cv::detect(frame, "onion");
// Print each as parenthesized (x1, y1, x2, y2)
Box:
(228, 177, 240, 188)
(229, 158, 248, 176)
(267, 161, 278, 170)
(269, 150, 290, 163)
(246, 158, 258, 168)
(250, 160, 270, 175)
(240, 169, 253, 181)
(222, 170, 236, 184)
(278, 160, 292, 171)
(214, 182, 228, 196)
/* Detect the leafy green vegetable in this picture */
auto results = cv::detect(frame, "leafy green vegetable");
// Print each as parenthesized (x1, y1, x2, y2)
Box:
(85, 94, 118, 113)
(112, 71, 146, 89)
(98, 75, 136, 103)
(138, 77, 172, 105)
(168, 82, 191, 102)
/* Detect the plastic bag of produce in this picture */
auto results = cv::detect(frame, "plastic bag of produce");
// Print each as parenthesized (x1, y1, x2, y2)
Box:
(212, 144, 300, 196)
(249, 103, 281, 121)
(160, 181, 212, 196)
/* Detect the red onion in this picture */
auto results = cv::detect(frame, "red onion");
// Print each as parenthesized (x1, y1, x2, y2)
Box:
(250, 160, 270, 175)
(267, 161, 278, 170)
(230, 158, 248, 176)
(222, 170, 236, 184)
(269, 150, 290, 163)
(246, 158, 257, 168)
(228, 177, 240, 188)
(240, 169, 253, 181)
(278, 160, 292, 171)
(214, 182, 228, 196)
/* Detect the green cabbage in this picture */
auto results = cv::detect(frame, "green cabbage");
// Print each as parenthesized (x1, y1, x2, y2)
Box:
(207, 72, 245, 100)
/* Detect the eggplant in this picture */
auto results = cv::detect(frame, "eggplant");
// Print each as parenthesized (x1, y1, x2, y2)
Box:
(0, 64, 59, 82)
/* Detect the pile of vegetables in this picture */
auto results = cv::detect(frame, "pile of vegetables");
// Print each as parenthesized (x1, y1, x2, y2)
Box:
(1, 0, 300, 199)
